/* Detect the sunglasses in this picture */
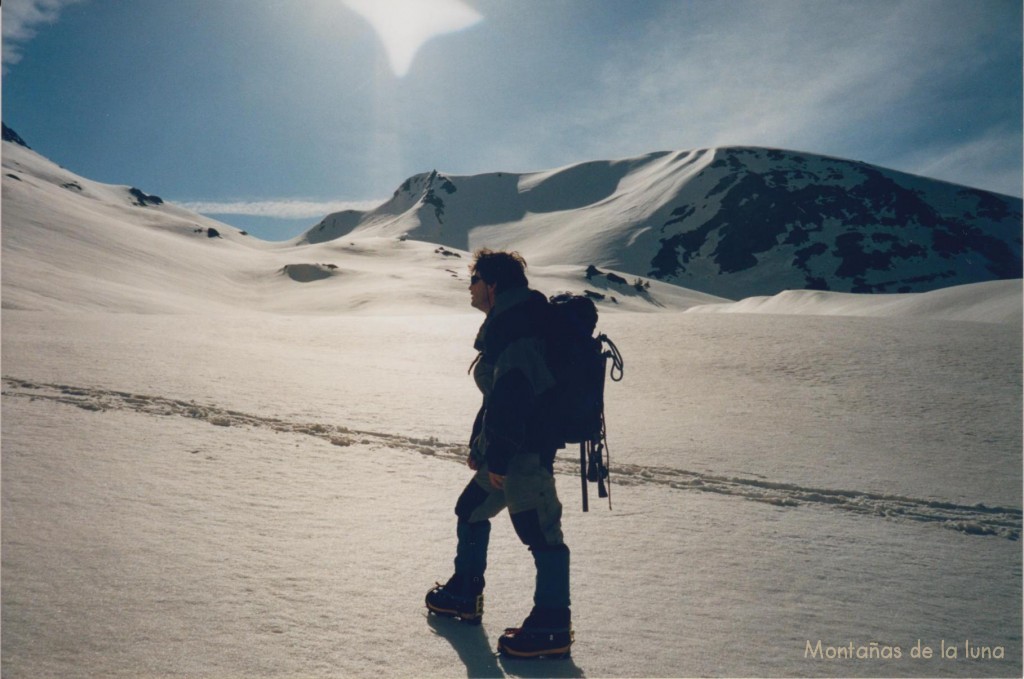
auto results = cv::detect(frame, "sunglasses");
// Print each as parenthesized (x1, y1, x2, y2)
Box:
(470, 274, 484, 285)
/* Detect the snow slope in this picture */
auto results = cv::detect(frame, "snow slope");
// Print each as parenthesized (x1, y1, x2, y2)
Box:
(2, 134, 1022, 678)
(687, 279, 1023, 325)
(0, 140, 722, 315)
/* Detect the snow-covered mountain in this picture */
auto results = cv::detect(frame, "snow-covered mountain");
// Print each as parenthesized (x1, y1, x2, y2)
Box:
(302, 147, 1023, 299)
(0, 127, 722, 314)
(4, 125, 1021, 322)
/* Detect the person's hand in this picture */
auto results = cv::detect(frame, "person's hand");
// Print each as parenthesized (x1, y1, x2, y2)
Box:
(467, 453, 479, 470)
(489, 472, 506, 489)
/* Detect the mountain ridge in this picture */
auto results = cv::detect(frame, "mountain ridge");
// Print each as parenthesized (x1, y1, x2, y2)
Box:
(301, 146, 1022, 299)
(3, 123, 1020, 309)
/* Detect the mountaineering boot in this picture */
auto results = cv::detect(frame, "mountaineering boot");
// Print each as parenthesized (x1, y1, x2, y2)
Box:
(426, 520, 489, 623)
(425, 574, 485, 624)
(497, 606, 573, 658)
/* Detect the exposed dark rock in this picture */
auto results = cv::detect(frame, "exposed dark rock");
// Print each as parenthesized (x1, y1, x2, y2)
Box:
(423, 187, 446, 223)
(281, 263, 339, 283)
(129, 187, 164, 207)
(2, 124, 29, 148)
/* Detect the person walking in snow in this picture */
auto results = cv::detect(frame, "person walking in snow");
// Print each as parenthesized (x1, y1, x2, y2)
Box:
(426, 248, 573, 658)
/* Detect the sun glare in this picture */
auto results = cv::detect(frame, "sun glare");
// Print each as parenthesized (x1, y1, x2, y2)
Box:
(341, 0, 483, 77)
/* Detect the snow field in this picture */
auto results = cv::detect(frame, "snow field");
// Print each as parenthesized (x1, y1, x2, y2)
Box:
(2, 308, 1021, 677)
(3, 392, 1020, 678)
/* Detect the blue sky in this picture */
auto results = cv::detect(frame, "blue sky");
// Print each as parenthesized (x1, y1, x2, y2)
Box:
(3, 0, 1022, 241)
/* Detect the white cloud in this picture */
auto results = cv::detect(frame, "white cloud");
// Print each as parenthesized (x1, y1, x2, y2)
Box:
(893, 127, 1024, 197)
(527, 0, 1019, 198)
(2, 0, 84, 72)
(178, 199, 385, 219)
(582, 3, 912, 151)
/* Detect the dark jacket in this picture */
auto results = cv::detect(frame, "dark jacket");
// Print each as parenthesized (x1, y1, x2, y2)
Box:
(469, 286, 559, 475)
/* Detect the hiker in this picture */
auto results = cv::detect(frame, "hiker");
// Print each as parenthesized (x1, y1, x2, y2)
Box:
(426, 248, 573, 658)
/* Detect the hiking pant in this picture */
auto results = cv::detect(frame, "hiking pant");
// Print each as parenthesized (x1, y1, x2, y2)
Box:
(453, 453, 570, 610)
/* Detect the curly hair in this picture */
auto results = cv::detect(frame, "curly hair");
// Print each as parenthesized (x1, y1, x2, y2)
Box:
(471, 249, 528, 293)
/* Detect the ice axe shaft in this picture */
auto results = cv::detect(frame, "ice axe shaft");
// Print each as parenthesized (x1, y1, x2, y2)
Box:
(580, 441, 589, 512)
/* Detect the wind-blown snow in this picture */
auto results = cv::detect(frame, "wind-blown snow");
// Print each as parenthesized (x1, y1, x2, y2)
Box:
(2, 135, 1021, 678)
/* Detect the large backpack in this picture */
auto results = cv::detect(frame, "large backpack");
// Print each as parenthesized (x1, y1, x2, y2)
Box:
(546, 293, 624, 511)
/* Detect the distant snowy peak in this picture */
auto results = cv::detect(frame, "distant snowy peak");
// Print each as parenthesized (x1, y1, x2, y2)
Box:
(300, 147, 1022, 298)
(301, 168, 464, 245)
(647, 148, 1022, 297)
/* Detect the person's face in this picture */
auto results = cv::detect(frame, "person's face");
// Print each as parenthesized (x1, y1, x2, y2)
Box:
(469, 273, 496, 313)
